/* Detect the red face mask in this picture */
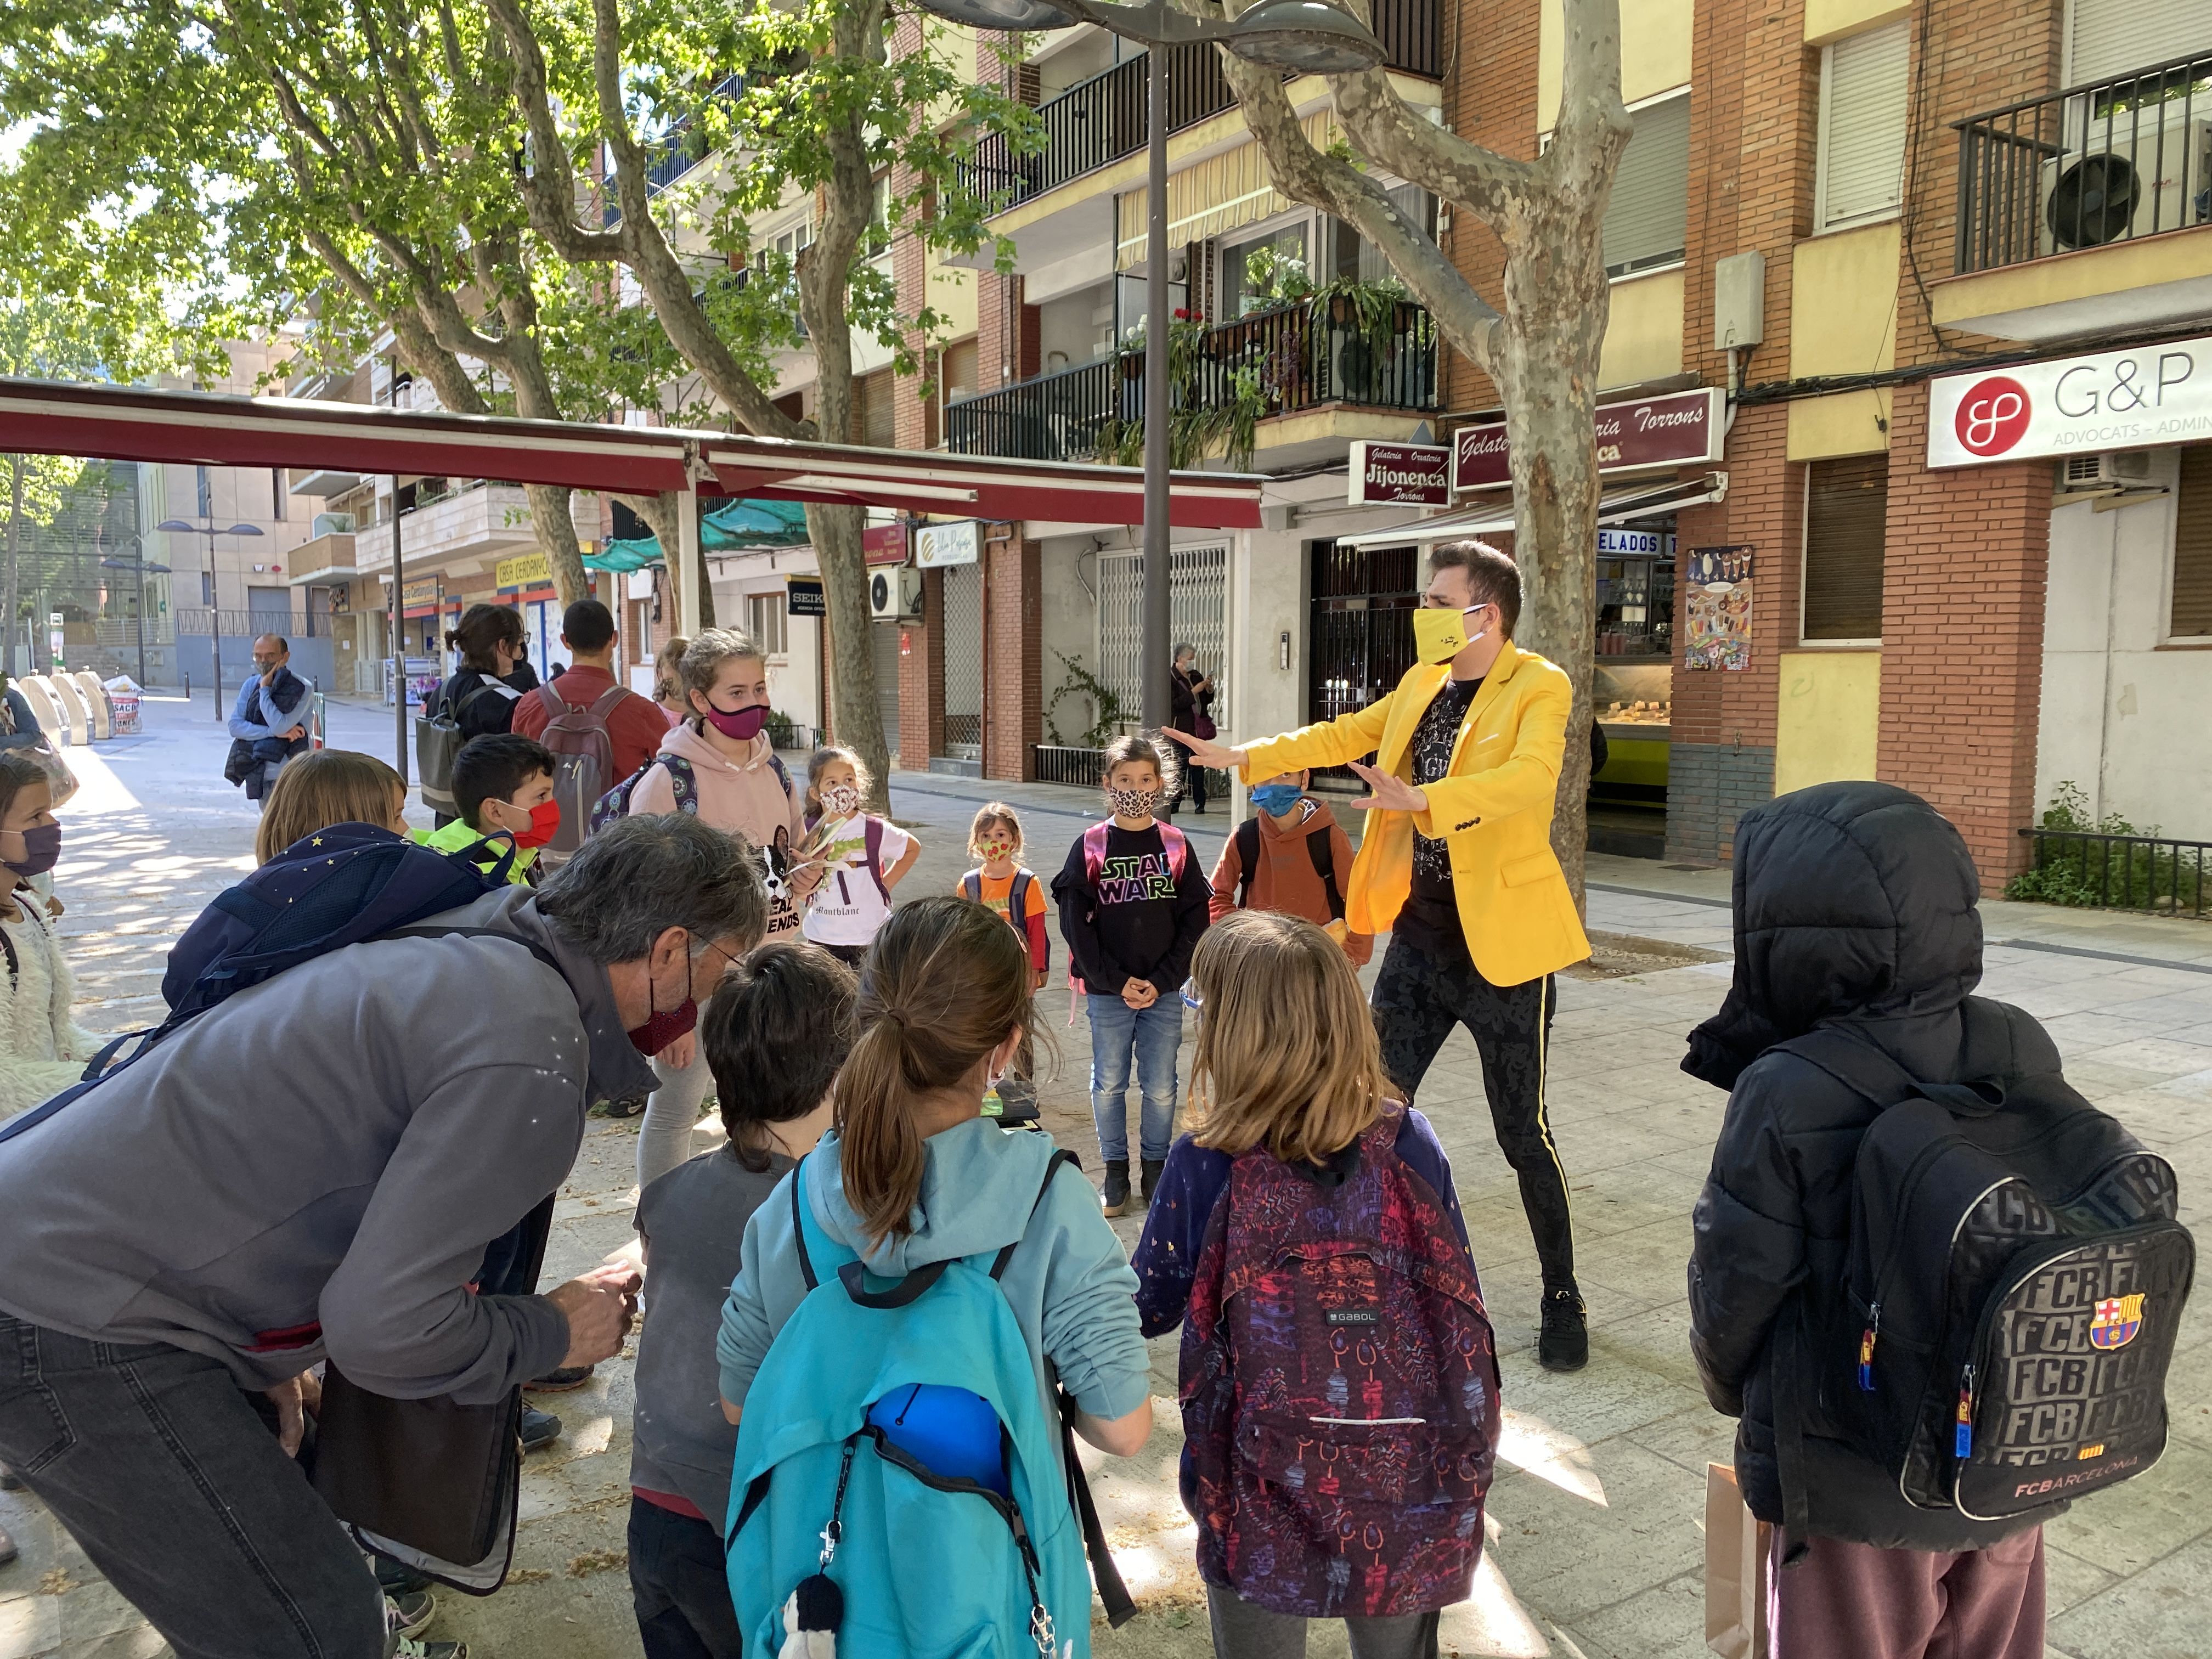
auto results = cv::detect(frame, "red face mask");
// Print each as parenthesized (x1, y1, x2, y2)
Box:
(511, 799, 563, 850)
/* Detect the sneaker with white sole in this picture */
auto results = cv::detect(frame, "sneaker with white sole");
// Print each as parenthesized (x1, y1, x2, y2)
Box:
(394, 1641, 467, 1659)
(386, 1590, 437, 1640)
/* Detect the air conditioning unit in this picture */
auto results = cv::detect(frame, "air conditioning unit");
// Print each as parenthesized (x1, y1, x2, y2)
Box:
(2058, 450, 2154, 492)
(869, 566, 923, 620)
(2041, 114, 2212, 254)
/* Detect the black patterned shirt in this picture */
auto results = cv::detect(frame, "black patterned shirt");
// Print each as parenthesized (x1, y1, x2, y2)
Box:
(1394, 674, 1482, 958)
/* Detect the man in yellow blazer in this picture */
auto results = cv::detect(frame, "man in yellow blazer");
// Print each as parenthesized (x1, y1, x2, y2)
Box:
(1166, 540, 1593, 1369)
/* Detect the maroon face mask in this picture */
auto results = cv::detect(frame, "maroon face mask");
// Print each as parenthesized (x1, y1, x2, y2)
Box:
(702, 701, 769, 742)
(626, 999, 698, 1055)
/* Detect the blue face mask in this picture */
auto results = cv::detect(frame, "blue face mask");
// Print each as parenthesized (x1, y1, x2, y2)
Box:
(1250, 783, 1304, 817)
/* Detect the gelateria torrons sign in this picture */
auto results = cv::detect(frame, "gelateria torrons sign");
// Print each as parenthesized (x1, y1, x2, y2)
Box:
(1452, 388, 1722, 492)
(1928, 336, 2212, 468)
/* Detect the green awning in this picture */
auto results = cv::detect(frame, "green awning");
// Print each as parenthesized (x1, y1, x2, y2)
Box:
(583, 498, 812, 572)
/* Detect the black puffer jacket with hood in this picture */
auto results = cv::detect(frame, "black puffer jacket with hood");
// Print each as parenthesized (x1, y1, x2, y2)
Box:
(1685, 781, 2063, 1551)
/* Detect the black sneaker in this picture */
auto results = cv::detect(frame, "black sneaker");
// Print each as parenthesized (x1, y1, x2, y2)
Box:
(1140, 1159, 1165, 1205)
(376, 1557, 432, 1598)
(600, 1094, 647, 1118)
(386, 1589, 437, 1640)
(526, 1364, 595, 1392)
(1538, 1290, 1589, 1372)
(1101, 1160, 1131, 1218)
(521, 1406, 562, 1452)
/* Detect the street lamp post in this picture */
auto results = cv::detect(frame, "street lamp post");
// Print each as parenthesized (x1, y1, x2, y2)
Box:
(97, 539, 173, 688)
(904, 0, 1383, 729)
(157, 518, 264, 721)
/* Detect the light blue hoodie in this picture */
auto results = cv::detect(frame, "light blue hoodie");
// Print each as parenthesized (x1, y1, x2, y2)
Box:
(718, 1118, 1149, 1432)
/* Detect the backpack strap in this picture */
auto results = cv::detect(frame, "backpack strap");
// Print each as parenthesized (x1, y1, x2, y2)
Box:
(1233, 818, 1260, 906)
(1778, 1027, 2005, 1119)
(1156, 821, 1192, 883)
(863, 816, 890, 905)
(587, 685, 629, 720)
(990, 1149, 1080, 1280)
(961, 871, 982, 904)
(1080, 820, 1110, 885)
(532, 682, 566, 723)
(1307, 826, 1345, 923)
(1008, 870, 1033, 929)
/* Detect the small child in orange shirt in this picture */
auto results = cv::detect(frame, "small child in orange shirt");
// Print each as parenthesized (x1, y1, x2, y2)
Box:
(956, 802, 1048, 1127)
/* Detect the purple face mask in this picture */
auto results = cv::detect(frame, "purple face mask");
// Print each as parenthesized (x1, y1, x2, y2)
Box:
(3, 822, 60, 879)
(702, 701, 769, 742)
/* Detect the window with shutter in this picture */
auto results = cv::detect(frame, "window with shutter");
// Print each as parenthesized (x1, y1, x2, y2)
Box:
(1600, 93, 1691, 277)
(2066, 0, 2212, 86)
(1803, 455, 1888, 642)
(1816, 20, 1911, 233)
(2171, 444, 2212, 639)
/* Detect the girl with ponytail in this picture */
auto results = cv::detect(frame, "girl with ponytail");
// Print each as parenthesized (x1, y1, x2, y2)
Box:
(716, 896, 1153, 1458)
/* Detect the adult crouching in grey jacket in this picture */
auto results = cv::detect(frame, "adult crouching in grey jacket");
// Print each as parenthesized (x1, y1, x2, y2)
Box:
(1685, 782, 2065, 1659)
(0, 814, 766, 1659)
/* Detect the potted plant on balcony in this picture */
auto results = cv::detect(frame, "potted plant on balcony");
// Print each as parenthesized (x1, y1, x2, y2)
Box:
(1104, 310, 1268, 470)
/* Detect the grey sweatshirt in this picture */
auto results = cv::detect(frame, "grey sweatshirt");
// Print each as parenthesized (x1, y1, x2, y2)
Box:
(0, 888, 656, 1404)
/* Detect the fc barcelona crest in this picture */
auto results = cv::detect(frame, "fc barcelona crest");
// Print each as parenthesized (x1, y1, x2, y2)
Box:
(2089, 1294, 2145, 1351)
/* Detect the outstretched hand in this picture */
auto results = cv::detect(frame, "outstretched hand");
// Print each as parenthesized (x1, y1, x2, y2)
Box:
(1344, 760, 1429, 815)
(1159, 726, 1246, 773)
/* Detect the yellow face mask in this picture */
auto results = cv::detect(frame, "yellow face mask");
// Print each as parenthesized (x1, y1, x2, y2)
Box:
(1412, 604, 1486, 665)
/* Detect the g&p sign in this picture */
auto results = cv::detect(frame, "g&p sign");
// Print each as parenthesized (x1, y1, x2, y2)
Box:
(1928, 336, 2212, 467)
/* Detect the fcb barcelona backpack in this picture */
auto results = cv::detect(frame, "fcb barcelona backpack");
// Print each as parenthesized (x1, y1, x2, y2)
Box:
(1775, 1026, 2194, 1538)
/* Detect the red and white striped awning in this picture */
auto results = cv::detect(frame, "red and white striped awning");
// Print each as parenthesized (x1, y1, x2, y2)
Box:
(0, 377, 1266, 531)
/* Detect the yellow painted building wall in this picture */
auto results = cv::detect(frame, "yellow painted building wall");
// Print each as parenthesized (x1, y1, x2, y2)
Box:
(1539, 0, 1694, 132)
(1599, 268, 1685, 388)
(926, 250, 978, 339)
(1774, 649, 1882, 794)
(1786, 222, 1900, 459)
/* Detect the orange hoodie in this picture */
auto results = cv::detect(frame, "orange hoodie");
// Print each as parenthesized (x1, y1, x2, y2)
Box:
(1207, 797, 1374, 965)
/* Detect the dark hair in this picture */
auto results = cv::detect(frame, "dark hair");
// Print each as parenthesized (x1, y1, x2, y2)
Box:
(1427, 540, 1521, 637)
(562, 599, 617, 653)
(453, 734, 555, 831)
(837, 898, 1036, 1246)
(253, 634, 290, 656)
(1098, 731, 1180, 794)
(0, 751, 50, 834)
(446, 602, 525, 673)
(702, 941, 858, 1171)
(536, 813, 769, 963)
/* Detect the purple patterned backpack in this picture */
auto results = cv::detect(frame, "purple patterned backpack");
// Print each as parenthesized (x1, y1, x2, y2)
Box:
(1180, 1103, 1502, 1618)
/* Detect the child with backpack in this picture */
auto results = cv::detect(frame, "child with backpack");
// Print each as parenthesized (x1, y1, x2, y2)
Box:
(252, 748, 411, 865)
(716, 897, 1153, 1659)
(629, 941, 857, 1659)
(1206, 765, 1373, 966)
(1131, 910, 1500, 1659)
(1051, 733, 1211, 1217)
(957, 803, 1048, 1126)
(1686, 782, 2192, 1659)
(800, 745, 920, 966)
(414, 735, 559, 885)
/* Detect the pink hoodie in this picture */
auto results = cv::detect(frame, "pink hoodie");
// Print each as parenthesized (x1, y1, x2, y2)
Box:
(629, 719, 804, 867)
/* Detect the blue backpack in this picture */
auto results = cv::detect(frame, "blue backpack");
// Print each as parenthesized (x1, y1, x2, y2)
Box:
(0, 823, 509, 1147)
(727, 1149, 1128, 1658)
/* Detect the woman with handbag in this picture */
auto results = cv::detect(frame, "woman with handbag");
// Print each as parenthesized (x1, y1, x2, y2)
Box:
(1166, 642, 1216, 815)
(425, 605, 527, 827)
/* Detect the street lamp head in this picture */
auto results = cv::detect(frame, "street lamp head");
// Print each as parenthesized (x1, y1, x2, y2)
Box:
(222, 523, 264, 537)
(1226, 0, 1386, 72)
(154, 519, 195, 533)
(906, 0, 1079, 29)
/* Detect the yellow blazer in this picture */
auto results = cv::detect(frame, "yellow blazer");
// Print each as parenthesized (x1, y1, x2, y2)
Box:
(1240, 644, 1590, 988)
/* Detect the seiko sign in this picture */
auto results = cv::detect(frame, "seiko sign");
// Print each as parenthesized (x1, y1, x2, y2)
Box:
(1928, 336, 2212, 468)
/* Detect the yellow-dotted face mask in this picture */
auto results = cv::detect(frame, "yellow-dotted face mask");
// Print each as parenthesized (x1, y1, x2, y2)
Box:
(1412, 604, 1486, 664)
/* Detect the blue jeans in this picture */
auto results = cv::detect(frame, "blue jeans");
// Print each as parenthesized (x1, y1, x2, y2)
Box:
(1087, 990, 1182, 1163)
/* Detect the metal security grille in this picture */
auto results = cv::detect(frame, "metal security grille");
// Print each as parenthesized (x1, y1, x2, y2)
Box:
(940, 562, 983, 758)
(1096, 544, 1229, 730)
(1308, 538, 1418, 788)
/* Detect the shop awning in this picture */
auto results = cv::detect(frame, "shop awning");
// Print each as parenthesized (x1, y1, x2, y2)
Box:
(586, 497, 813, 571)
(1334, 472, 1729, 550)
(0, 376, 1267, 531)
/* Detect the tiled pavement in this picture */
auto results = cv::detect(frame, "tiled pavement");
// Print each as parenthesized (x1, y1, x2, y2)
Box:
(2, 704, 2206, 1658)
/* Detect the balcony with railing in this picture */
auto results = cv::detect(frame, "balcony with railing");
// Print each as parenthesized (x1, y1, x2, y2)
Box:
(1939, 49, 2212, 338)
(962, 0, 1441, 213)
(945, 296, 1440, 464)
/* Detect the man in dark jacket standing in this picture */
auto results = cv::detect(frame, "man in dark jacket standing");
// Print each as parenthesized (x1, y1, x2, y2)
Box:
(1686, 782, 2061, 1659)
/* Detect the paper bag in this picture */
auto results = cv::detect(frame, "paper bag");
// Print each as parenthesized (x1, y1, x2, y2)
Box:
(1705, 1462, 1771, 1659)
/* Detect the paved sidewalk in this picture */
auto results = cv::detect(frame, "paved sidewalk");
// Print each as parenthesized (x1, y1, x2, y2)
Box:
(1, 714, 2205, 1658)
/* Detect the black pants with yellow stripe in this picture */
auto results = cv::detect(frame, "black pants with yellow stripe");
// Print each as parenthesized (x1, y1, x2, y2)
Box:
(1370, 936, 1576, 1296)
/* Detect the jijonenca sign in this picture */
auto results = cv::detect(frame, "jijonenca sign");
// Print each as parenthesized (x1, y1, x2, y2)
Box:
(1348, 441, 1450, 506)
(1452, 388, 1721, 492)
(1928, 336, 2212, 468)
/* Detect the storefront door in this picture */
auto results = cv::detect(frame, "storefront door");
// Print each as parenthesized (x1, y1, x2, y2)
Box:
(1306, 539, 1417, 788)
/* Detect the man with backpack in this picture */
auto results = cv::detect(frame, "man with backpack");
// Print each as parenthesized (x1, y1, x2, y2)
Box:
(512, 598, 668, 865)
(0, 815, 767, 1659)
(1686, 782, 2192, 1659)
